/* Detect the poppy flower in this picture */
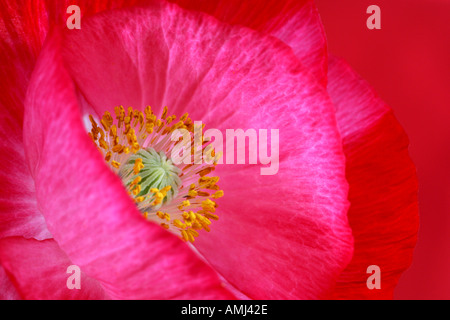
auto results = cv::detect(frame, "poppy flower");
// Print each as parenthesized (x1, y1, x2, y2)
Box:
(0, 0, 418, 300)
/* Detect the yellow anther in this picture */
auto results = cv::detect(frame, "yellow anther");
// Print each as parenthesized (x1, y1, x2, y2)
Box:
(111, 161, 121, 169)
(146, 122, 154, 134)
(133, 158, 144, 175)
(191, 222, 203, 230)
(196, 217, 211, 232)
(182, 211, 196, 222)
(201, 199, 216, 213)
(186, 230, 195, 242)
(112, 144, 124, 153)
(204, 212, 219, 221)
(201, 223, 211, 232)
(150, 188, 159, 194)
(188, 229, 199, 238)
(135, 196, 145, 203)
(180, 112, 189, 122)
(152, 193, 164, 205)
(156, 211, 170, 221)
(114, 106, 125, 128)
(160, 186, 172, 196)
(178, 200, 190, 210)
(161, 106, 168, 120)
(131, 143, 140, 153)
(199, 176, 219, 186)
(173, 219, 185, 229)
(130, 176, 142, 187)
(132, 184, 141, 196)
(110, 125, 117, 138)
(181, 230, 189, 242)
(101, 111, 113, 131)
(99, 139, 108, 150)
(195, 213, 212, 225)
(212, 190, 224, 199)
(182, 211, 191, 220)
(197, 167, 214, 177)
(111, 135, 119, 146)
(188, 189, 198, 197)
(156, 211, 165, 220)
(166, 115, 175, 124)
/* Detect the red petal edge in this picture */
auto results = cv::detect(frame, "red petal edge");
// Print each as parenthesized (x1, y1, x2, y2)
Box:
(327, 56, 419, 299)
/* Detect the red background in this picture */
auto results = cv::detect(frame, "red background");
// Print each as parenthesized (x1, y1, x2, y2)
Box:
(314, 0, 450, 299)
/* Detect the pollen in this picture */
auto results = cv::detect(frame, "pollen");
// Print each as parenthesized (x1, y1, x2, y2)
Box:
(88, 105, 223, 242)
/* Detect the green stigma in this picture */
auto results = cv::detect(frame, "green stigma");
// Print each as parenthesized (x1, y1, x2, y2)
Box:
(119, 148, 181, 208)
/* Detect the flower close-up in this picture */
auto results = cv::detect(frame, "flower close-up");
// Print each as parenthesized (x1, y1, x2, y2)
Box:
(0, 0, 421, 300)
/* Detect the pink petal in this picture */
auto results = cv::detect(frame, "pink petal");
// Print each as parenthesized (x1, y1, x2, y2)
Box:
(169, 0, 328, 85)
(0, 263, 21, 300)
(326, 56, 419, 299)
(23, 28, 235, 300)
(0, 1, 53, 240)
(0, 105, 51, 240)
(1, 0, 233, 299)
(53, 1, 353, 299)
(0, 237, 108, 300)
(194, 71, 354, 298)
(0, 0, 157, 242)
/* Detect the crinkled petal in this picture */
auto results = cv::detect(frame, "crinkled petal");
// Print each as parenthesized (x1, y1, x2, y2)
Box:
(326, 56, 419, 299)
(0, 237, 108, 300)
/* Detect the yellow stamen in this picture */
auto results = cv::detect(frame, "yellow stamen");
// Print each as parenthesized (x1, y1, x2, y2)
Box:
(88, 105, 223, 243)
(133, 158, 144, 174)
(111, 160, 121, 169)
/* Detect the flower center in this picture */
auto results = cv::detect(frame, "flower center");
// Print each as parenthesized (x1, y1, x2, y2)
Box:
(87, 105, 223, 242)
(119, 148, 182, 209)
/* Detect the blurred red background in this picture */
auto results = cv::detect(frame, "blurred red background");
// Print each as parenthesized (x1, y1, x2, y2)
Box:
(314, 0, 450, 299)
